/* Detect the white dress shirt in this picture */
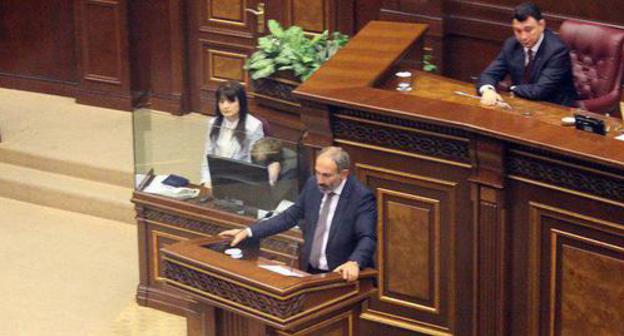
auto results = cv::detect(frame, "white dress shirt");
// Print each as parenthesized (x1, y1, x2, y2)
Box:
(316, 177, 347, 270)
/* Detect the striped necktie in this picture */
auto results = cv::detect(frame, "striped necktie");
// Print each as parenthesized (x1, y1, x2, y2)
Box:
(309, 192, 335, 269)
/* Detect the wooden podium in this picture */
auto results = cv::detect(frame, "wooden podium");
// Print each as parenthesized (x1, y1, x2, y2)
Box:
(161, 236, 377, 336)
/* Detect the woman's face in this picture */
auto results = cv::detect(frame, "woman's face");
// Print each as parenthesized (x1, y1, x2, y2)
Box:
(218, 97, 240, 120)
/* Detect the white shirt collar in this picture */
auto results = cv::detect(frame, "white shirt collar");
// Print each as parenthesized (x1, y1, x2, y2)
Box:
(328, 177, 347, 196)
(222, 117, 239, 130)
(525, 32, 544, 55)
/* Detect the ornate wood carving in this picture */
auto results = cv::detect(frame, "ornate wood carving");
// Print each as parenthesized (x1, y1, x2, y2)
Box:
(335, 109, 470, 138)
(142, 207, 299, 258)
(508, 151, 624, 203)
(143, 208, 229, 235)
(164, 260, 307, 319)
(252, 77, 300, 107)
(332, 111, 470, 164)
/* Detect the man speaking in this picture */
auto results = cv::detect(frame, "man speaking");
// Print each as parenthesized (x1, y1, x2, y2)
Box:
(476, 2, 577, 107)
(220, 146, 377, 282)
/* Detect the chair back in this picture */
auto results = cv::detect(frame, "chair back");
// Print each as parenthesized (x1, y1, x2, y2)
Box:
(559, 20, 624, 116)
(254, 114, 272, 137)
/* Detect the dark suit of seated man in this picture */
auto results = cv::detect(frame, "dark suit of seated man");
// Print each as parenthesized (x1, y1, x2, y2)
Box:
(476, 2, 577, 108)
(220, 146, 377, 281)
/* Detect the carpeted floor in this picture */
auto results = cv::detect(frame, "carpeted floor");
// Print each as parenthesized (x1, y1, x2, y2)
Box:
(0, 88, 187, 335)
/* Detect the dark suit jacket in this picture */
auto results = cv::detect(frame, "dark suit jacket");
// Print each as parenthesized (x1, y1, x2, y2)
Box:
(477, 29, 577, 107)
(250, 175, 377, 271)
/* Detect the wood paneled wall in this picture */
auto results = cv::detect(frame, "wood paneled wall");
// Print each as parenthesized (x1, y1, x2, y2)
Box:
(0, 1, 78, 96)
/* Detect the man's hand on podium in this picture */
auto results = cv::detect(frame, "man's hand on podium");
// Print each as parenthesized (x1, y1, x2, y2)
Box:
(334, 261, 359, 282)
(219, 229, 249, 246)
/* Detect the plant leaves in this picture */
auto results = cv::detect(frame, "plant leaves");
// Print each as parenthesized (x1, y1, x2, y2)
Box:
(250, 63, 276, 80)
(267, 20, 284, 38)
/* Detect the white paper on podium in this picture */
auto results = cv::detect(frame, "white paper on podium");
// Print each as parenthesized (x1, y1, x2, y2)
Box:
(258, 264, 304, 277)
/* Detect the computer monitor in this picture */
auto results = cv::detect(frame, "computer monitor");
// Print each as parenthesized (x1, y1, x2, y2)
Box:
(207, 154, 277, 211)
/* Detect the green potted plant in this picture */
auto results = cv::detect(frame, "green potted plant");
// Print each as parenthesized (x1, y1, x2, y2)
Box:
(246, 20, 349, 109)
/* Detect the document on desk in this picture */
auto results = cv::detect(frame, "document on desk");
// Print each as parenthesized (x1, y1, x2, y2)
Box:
(258, 264, 304, 277)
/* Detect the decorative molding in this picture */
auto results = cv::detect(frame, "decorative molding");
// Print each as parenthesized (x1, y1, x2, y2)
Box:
(252, 77, 301, 106)
(206, 0, 247, 27)
(528, 203, 624, 335)
(82, 0, 123, 83)
(361, 309, 452, 335)
(377, 190, 441, 314)
(151, 230, 187, 281)
(507, 152, 624, 203)
(164, 260, 306, 319)
(332, 110, 470, 164)
(143, 208, 228, 236)
(142, 208, 299, 257)
(334, 109, 470, 138)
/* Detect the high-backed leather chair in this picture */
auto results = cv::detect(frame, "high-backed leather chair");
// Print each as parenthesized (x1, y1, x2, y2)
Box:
(559, 20, 624, 117)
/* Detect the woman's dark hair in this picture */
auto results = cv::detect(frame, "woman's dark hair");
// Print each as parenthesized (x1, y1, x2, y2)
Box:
(513, 2, 542, 22)
(210, 80, 249, 146)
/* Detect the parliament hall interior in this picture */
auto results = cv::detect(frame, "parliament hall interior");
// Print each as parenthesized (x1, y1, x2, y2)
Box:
(1, 1, 624, 335)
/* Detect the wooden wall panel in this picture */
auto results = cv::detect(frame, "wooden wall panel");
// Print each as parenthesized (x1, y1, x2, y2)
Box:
(82, 1, 123, 83)
(129, 0, 186, 114)
(204, 48, 248, 84)
(267, 0, 355, 35)
(288, 0, 326, 34)
(188, 0, 257, 113)
(211, 0, 245, 23)
(0, 0, 77, 96)
(504, 145, 624, 336)
(75, 0, 133, 110)
(525, 203, 624, 336)
(354, 162, 460, 336)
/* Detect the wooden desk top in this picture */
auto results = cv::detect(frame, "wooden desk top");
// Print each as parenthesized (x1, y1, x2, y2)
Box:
(294, 21, 624, 170)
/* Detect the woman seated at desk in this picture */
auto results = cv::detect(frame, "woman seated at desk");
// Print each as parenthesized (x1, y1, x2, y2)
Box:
(200, 80, 264, 185)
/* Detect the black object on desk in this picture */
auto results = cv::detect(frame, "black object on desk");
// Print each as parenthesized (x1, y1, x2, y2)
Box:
(162, 174, 190, 187)
(574, 114, 606, 135)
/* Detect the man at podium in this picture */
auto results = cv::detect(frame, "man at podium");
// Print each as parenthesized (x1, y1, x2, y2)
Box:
(220, 146, 377, 281)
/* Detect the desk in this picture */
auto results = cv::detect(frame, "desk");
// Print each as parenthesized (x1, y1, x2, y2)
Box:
(161, 236, 376, 336)
(133, 187, 304, 319)
(293, 21, 624, 336)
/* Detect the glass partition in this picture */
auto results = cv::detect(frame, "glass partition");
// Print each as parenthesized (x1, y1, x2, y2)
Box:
(133, 109, 302, 217)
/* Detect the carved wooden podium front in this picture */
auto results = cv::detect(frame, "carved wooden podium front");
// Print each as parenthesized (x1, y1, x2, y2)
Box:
(161, 236, 377, 336)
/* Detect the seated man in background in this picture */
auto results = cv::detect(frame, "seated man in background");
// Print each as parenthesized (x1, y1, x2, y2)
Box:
(251, 137, 299, 203)
(250, 137, 296, 187)
(476, 2, 577, 107)
(220, 146, 377, 281)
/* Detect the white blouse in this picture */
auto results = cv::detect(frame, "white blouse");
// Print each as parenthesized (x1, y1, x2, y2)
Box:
(200, 114, 264, 185)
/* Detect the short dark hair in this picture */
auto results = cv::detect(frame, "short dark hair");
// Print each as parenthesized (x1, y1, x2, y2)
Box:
(513, 2, 543, 22)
